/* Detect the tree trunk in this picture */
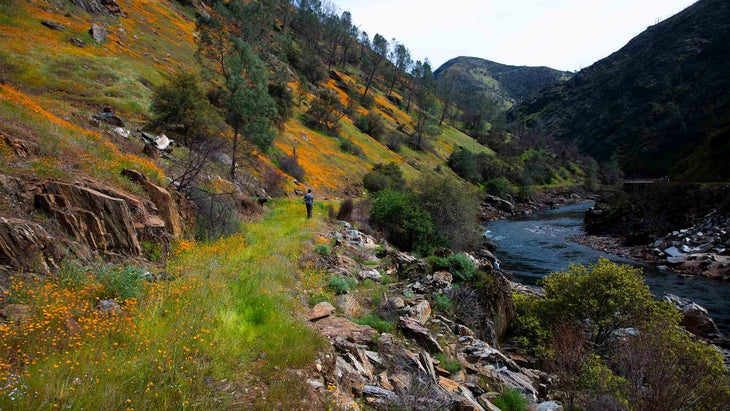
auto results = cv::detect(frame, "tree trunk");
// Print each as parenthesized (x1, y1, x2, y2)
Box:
(230, 126, 239, 181)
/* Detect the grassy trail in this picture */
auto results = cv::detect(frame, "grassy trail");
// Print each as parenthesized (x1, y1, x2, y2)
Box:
(0, 200, 331, 410)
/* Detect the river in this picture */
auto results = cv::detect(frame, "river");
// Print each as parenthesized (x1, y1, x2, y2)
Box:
(484, 202, 730, 336)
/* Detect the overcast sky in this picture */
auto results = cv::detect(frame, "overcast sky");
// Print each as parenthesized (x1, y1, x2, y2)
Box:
(334, 0, 698, 72)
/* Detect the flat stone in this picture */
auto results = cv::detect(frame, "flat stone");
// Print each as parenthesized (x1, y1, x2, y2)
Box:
(362, 385, 396, 399)
(312, 316, 377, 346)
(307, 301, 335, 321)
(41, 20, 67, 31)
(667, 255, 685, 265)
(438, 376, 460, 392)
(664, 246, 683, 257)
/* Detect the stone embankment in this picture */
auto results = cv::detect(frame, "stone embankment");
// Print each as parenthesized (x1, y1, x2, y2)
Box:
(303, 222, 563, 411)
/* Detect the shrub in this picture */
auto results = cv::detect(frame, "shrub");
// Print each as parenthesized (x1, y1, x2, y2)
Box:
(190, 189, 240, 241)
(540, 258, 668, 348)
(96, 265, 145, 301)
(362, 162, 406, 193)
(277, 150, 305, 181)
(448, 147, 479, 182)
(615, 321, 730, 411)
(354, 111, 386, 140)
(426, 254, 477, 282)
(147, 71, 222, 147)
(327, 276, 357, 295)
(509, 293, 551, 356)
(336, 198, 354, 221)
(142, 241, 163, 262)
(432, 293, 452, 312)
(485, 176, 514, 198)
(369, 189, 444, 255)
(359, 92, 375, 108)
(414, 172, 482, 251)
(339, 138, 363, 156)
(353, 313, 394, 333)
(447, 285, 490, 341)
(305, 88, 344, 133)
(268, 81, 294, 124)
(492, 387, 529, 411)
(384, 132, 403, 152)
(313, 244, 331, 256)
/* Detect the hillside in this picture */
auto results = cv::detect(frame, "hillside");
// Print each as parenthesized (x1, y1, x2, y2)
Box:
(434, 56, 572, 108)
(510, 0, 730, 181)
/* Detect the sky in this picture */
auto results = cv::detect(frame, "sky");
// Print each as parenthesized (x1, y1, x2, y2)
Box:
(334, 0, 698, 72)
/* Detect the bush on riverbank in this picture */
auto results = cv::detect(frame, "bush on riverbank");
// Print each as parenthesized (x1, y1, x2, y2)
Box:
(509, 258, 730, 410)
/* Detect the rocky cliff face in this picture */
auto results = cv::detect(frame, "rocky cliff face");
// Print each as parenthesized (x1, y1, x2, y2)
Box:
(0, 171, 182, 281)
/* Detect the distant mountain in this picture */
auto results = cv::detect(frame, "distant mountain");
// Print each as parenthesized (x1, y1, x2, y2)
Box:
(511, 0, 730, 181)
(434, 56, 572, 107)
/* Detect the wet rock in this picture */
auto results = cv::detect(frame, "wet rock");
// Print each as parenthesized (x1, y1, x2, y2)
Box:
(664, 246, 683, 257)
(307, 302, 336, 321)
(666, 255, 685, 265)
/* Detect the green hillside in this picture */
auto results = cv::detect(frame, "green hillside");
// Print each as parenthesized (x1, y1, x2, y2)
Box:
(510, 0, 730, 181)
(434, 56, 572, 107)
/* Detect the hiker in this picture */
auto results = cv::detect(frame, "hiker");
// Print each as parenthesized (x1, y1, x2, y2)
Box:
(303, 189, 314, 219)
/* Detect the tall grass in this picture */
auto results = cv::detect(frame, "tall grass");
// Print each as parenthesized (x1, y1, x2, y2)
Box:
(0, 200, 329, 409)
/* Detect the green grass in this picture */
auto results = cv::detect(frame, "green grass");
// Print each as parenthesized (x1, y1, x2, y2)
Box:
(492, 387, 529, 411)
(0, 200, 330, 409)
(352, 313, 394, 334)
(434, 352, 462, 374)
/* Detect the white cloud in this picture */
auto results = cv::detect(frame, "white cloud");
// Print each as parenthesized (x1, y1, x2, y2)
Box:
(334, 0, 697, 71)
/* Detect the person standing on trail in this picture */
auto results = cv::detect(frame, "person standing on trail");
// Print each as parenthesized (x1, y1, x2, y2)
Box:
(303, 189, 314, 219)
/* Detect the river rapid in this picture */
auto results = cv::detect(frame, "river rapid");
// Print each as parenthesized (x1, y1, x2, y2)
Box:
(484, 202, 730, 336)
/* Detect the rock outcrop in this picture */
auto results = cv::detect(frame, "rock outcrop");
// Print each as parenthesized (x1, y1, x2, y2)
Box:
(306, 222, 548, 410)
(0, 173, 182, 275)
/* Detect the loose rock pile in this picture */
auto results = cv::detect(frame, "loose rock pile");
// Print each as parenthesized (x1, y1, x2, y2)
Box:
(304, 223, 562, 410)
(649, 212, 729, 279)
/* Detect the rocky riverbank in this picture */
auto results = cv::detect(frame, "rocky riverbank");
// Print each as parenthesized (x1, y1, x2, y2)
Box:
(578, 182, 730, 280)
(575, 210, 730, 280)
(479, 185, 596, 222)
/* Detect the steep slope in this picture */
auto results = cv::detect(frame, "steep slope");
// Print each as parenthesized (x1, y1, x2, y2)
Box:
(511, 0, 730, 181)
(434, 56, 572, 107)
